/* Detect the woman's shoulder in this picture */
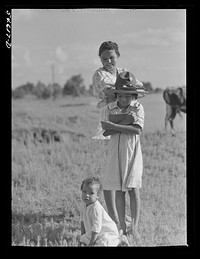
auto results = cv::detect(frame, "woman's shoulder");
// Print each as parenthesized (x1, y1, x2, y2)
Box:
(93, 67, 127, 84)
(92, 67, 107, 82)
(93, 67, 106, 76)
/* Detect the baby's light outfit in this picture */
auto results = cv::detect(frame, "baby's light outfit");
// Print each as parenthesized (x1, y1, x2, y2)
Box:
(80, 200, 120, 246)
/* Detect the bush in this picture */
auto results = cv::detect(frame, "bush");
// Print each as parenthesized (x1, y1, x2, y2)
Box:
(63, 74, 84, 97)
(12, 82, 35, 99)
(12, 87, 25, 99)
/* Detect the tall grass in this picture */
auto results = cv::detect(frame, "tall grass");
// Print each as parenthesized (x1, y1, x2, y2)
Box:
(12, 95, 186, 246)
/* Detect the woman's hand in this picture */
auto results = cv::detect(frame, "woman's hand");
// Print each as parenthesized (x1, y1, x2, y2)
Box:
(101, 121, 115, 130)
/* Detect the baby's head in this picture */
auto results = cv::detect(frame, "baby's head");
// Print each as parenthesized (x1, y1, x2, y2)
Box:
(81, 177, 102, 206)
(98, 41, 120, 57)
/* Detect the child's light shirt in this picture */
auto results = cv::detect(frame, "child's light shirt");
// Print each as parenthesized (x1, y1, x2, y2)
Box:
(101, 100, 144, 191)
(101, 100, 144, 129)
(80, 200, 119, 246)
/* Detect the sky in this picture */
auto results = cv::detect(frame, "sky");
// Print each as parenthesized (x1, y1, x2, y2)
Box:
(12, 8, 186, 89)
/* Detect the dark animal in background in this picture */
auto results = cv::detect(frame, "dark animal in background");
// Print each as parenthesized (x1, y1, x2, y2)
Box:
(163, 87, 186, 136)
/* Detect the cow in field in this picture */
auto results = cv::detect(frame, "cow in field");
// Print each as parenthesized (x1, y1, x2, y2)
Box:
(163, 87, 186, 136)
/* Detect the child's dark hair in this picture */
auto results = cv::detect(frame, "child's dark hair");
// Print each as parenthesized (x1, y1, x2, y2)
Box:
(99, 41, 120, 57)
(81, 177, 102, 195)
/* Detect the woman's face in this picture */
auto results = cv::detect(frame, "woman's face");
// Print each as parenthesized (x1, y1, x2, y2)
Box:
(117, 93, 136, 108)
(100, 49, 118, 72)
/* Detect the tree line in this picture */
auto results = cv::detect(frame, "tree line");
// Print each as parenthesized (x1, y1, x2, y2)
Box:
(12, 74, 161, 100)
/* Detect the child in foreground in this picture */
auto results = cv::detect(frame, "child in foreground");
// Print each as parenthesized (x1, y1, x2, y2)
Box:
(79, 177, 129, 246)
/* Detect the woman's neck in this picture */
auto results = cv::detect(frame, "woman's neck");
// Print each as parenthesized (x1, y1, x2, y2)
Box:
(104, 67, 117, 75)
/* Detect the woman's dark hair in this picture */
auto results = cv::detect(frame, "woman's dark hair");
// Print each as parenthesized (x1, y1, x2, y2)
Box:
(98, 41, 120, 57)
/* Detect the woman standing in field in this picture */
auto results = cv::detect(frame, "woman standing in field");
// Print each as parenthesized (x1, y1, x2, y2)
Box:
(92, 41, 143, 228)
(92, 40, 143, 139)
(101, 71, 147, 243)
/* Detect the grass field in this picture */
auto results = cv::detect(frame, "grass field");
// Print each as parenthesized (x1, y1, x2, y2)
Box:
(12, 94, 186, 246)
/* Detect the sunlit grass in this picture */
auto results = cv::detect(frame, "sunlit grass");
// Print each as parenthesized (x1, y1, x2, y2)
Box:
(12, 95, 186, 246)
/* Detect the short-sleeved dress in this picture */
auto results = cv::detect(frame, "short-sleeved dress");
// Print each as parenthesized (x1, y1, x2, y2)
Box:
(92, 67, 143, 139)
(80, 200, 120, 246)
(101, 100, 144, 191)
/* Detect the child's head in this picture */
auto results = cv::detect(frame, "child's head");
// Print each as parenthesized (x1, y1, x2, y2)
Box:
(116, 93, 138, 108)
(112, 71, 147, 105)
(98, 41, 120, 72)
(81, 177, 102, 206)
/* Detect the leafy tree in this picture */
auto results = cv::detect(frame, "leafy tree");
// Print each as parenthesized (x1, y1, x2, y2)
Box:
(63, 74, 84, 97)
(22, 82, 35, 94)
(12, 87, 25, 99)
(33, 81, 47, 99)
(79, 85, 87, 95)
(47, 83, 62, 100)
(42, 87, 51, 99)
(12, 82, 35, 99)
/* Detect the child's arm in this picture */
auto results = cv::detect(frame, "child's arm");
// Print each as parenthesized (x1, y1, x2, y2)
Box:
(103, 129, 118, 136)
(102, 113, 139, 136)
(101, 121, 142, 135)
(81, 221, 86, 235)
(103, 114, 135, 136)
(88, 231, 99, 246)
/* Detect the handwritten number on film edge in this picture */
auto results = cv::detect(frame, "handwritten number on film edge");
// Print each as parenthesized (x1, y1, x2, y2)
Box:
(6, 10, 11, 49)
